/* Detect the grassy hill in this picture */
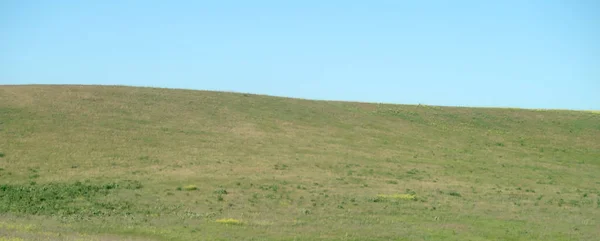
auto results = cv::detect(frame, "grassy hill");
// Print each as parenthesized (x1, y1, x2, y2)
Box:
(1, 85, 599, 241)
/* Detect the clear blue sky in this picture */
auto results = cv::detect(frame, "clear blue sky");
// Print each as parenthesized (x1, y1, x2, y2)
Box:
(1, 0, 599, 110)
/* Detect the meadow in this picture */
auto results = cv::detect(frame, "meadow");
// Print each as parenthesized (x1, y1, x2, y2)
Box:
(1, 85, 599, 240)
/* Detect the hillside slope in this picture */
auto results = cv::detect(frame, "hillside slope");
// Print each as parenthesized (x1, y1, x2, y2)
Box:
(1, 85, 599, 240)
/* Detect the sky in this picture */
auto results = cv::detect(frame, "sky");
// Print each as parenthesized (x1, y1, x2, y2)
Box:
(1, 0, 599, 110)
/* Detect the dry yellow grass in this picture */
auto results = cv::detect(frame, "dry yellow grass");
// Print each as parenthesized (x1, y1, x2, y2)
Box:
(215, 218, 243, 225)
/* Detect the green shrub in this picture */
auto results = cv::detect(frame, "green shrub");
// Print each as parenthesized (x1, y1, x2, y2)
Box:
(448, 191, 462, 197)
(214, 188, 228, 194)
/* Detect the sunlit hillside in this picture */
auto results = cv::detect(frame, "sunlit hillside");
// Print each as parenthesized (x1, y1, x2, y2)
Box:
(1, 85, 599, 241)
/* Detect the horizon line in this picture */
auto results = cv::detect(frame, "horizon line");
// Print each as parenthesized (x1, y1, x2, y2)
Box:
(2, 83, 598, 112)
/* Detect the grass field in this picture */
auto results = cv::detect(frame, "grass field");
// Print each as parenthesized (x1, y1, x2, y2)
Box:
(1, 85, 599, 240)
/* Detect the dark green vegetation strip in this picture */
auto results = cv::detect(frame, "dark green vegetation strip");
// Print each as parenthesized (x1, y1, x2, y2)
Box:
(0, 181, 142, 217)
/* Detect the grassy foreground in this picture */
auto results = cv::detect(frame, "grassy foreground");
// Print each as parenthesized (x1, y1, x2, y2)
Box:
(1, 85, 599, 240)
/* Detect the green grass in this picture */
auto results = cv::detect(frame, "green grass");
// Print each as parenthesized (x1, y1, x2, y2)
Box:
(1, 84, 599, 240)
